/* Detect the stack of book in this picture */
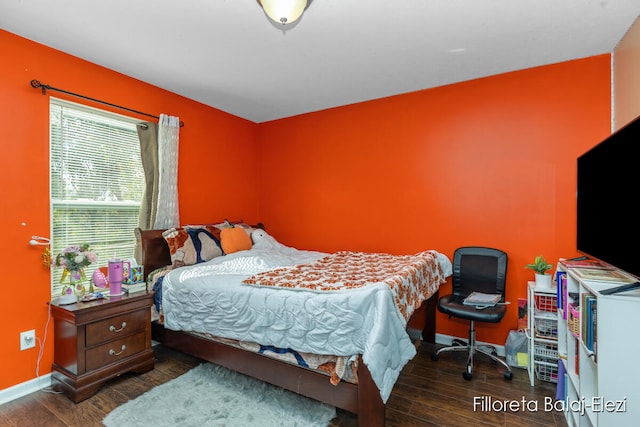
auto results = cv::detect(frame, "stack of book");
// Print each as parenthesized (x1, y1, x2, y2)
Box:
(122, 282, 147, 293)
(559, 258, 609, 269)
(463, 292, 501, 308)
(571, 267, 635, 283)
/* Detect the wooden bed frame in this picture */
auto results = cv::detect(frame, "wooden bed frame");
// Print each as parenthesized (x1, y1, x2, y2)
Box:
(136, 227, 439, 427)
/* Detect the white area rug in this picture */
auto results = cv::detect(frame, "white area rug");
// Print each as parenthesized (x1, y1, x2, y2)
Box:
(103, 363, 336, 426)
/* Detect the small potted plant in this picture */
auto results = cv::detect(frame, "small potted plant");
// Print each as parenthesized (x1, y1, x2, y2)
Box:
(526, 255, 554, 289)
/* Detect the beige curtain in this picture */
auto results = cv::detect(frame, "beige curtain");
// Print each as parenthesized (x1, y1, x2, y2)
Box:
(137, 122, 159, 230)
(136, 114, 180, 232)
(154, 114, 180, 229)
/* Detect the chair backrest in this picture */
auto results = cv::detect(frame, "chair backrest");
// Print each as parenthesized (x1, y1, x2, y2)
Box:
(452, 246, 508, 300)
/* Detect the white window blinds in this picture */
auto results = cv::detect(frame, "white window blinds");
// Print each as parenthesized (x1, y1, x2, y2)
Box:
(50, 98, 144, 296)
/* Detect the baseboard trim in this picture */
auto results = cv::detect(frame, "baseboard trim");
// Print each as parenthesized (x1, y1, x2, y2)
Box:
(0, 374, 51, 406)
(435, 333, 506, 357)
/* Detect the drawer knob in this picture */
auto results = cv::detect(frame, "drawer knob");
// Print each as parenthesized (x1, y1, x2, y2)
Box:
(109, 322, 127, 333)
(109, 345, 126, 356)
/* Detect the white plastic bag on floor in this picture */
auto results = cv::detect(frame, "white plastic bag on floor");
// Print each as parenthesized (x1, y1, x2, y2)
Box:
(505, 330, 528, 368)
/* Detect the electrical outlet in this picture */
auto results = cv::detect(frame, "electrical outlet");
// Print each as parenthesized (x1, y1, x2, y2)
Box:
(20, 330, 36, 351)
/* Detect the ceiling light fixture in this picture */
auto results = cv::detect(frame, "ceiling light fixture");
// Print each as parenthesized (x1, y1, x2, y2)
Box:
(259, 0, 308, 25)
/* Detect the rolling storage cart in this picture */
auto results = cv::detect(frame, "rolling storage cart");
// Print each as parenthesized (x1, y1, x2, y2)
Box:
(527, 281, 559, 386)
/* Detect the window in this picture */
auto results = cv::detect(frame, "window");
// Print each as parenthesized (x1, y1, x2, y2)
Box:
(50, 98, 144, 296)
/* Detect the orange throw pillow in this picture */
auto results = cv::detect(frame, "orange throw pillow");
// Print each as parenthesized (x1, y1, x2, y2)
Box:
(221, 226, 252, 254)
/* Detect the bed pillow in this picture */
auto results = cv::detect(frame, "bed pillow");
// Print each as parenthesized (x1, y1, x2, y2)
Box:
(162, 226, 223, 268)
(220, 225, 253, 254)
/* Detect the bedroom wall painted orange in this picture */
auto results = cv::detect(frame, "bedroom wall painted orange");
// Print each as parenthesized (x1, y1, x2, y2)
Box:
(0, 27, 612, 393)
(256, 55, 612, 344)
(0, 29, 259, 391)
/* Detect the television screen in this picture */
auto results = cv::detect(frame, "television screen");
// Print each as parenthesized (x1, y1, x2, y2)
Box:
(577, 115, 640, 279)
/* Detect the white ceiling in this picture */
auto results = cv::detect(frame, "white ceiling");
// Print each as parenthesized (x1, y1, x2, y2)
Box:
(2, 1, 639, 123)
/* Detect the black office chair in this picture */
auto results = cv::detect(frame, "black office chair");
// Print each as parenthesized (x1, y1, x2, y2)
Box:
(431, 246, 513, 380)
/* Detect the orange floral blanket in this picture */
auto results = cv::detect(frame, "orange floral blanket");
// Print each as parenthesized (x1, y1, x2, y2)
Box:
(243, 250, 446, 322)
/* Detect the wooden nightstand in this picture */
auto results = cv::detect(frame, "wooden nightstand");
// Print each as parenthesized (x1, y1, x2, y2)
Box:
(50, 292, 155, 402)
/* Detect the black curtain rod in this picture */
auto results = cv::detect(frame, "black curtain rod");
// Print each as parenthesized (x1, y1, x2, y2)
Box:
(30, 80, 184, 127)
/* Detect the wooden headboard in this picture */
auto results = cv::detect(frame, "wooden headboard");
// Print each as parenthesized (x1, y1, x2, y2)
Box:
(135, 228, 171, 280)
(135, 223, 266, 280)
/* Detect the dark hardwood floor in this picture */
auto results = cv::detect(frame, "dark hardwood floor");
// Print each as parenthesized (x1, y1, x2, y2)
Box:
(0, 342, 566, 426)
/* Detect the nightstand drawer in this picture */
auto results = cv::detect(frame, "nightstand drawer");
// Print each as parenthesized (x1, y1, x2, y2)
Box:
(85, 309, 147, 347)
(86, 331, 147, 371)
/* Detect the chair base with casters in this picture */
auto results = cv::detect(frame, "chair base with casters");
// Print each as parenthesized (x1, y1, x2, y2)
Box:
(431, 320, 513, 380)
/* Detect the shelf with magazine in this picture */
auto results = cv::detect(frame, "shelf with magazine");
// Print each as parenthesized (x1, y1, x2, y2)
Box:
(556, 259, 640, 427)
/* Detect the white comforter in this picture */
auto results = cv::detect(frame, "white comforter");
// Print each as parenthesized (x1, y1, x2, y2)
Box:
(162, 234, 452, 403)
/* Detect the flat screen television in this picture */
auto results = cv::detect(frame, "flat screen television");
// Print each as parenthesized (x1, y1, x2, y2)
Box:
(577, 115, 640, 279)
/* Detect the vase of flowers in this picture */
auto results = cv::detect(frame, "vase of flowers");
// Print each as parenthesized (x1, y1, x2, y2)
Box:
(55, 243, 98, 304)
